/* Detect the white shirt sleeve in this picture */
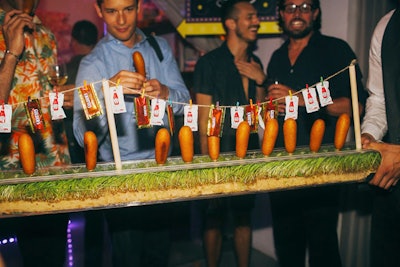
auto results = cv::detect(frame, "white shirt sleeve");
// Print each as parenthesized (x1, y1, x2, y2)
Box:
(361, 10, 395, 141)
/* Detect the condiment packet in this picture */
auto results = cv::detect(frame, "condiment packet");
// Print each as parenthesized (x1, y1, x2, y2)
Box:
(134, 96, 151, 128)
(166, 101, 175, 135)
(184, 104, 198, 131)
(245, 100, 258, 133)
(207, 104, 225, 137)
(285, 95, 299, 120)
(109, 85, 127, 114)
(316, 80, 333, 107)
(0, 102, 12, 133)
(49, 92, 66, 120)
(302, 86, 320, 113)
(150, 98, 166, 126)
(230, 105, 244, 129)
(78, 82, 103, 120)
(24, 97, 45, 132)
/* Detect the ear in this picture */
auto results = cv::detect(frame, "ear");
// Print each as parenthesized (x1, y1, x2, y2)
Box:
(94, 2, 103, 19)
(312, 8, 320, 21)
(225, 18, 236, 32)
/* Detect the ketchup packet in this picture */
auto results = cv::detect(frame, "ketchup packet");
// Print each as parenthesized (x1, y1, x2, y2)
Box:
(285, 95, 299, 120)
(316, 81, 333, 107)
(230, 106, 244, 129)
(166, 102, 175, 136)
(0, 102, 12, 133)
(49, 92, 66, 120)
(110, 85, 127, 114)
(184, 104, 198, 131)
(245, 100, 258, 133)
(134, 96, 151, 128)
(78, 82, 103, 120)
(150, 98, 166, 126)
(24, 97, 45, 133)
(302, 87, 320, 113)
(207, 104, 225, 137)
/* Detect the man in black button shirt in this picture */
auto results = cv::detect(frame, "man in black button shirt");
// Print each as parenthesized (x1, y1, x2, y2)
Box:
(193, 1, 266, 266)
(266, 0, 367, 267)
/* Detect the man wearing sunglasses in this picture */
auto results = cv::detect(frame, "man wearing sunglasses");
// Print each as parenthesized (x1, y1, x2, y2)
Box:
(266, 1, 366, 267)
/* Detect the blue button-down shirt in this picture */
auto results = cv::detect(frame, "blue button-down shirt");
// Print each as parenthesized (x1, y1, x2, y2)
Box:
(73, 29, 190, 162)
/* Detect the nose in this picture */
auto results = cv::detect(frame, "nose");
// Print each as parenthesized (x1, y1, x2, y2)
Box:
(117, 11, 126, 25)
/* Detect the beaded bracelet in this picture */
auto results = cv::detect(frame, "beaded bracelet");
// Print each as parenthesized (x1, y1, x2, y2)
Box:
(4, 50, 20, 62)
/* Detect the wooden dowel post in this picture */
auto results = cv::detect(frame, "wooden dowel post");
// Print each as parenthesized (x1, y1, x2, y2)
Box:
(349, 60, 362, 150)
(102, 79, 122, 170)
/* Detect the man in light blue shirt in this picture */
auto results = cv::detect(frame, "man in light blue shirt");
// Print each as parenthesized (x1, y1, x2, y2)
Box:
(73, 1, 190, 162)
(73, 0, 190, 266)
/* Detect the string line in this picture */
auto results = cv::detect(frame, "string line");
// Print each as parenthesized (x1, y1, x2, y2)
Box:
(7, 60, 356, 110)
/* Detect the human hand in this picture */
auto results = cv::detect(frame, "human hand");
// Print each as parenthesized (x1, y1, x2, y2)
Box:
(235, 58, 265, 86)
(110, 70, 146, 95)
(54, 84, 75, 109)
(364, 141, 400, 190)
(2, 10, 34, 57)
(143, 79, 169, 99)
(266, 83, 303, 113)
(361, 133, 376, 148)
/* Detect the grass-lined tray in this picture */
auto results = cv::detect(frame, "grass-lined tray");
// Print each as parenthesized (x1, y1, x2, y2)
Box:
(0, 144, 380, 217)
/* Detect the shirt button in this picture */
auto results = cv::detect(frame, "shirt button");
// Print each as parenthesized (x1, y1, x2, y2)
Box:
(290, 69, 294, 74)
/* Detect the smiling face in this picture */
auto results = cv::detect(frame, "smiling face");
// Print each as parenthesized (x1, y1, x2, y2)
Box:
(95, 0, 139, 47)
(279, 0, 320, 39)
(226, 2, 260, 43)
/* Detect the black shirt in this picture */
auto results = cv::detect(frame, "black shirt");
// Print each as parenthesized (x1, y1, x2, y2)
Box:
(193, 42, 263, 152)
(267, 31, 367, 147)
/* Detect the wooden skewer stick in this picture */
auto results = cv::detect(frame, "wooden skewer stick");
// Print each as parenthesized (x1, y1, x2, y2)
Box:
(349, 60, 362, 151)
(102, 79, 122, 170)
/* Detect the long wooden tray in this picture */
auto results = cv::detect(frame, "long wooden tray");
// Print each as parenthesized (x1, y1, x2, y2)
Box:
(0, 145, 380, 218)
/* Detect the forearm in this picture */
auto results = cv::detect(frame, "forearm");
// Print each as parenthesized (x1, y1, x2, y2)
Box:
(0, 54, 19, 102)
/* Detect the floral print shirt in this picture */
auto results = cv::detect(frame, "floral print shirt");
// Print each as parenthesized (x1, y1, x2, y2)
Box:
(0, 10, 70, 169)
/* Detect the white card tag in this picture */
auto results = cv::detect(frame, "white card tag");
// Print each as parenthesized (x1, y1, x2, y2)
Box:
(230, 106, 244, 129)
(110, 85, 126, 114)
(184, 105, 198, 131)
(316, 81, 333, 107)
(0, 104, 12, 133)
(49, 92, 67, 120)
(285, 95, 299, 120)
(150, 99, 166, 126)
(302, 87, 320, 113)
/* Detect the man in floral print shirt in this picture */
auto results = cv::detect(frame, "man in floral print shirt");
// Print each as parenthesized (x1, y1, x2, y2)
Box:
(0, 1, 70, 266)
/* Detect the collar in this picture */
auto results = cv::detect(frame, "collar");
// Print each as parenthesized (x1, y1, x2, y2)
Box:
(104, 28, 147, 47)
(221, 41, 253, 61)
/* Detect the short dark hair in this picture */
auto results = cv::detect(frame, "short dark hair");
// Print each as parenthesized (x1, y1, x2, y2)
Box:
(97, 0, 139, 7)
(220, 0, 252, 31)
(277, 0, 321, 31)
(71, 20, 98, 46)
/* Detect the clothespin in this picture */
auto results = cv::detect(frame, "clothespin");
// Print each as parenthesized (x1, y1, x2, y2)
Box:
(116, 79, 120, 87)
(289, 90, 293, 99)
(249, 99, 253, 108)
(84, 80, 88, 88)
(268, 97, 274, 110)
(320, 77, 324, 85)
(189, 99, 193, 108)
(216, 101, 220, 109)
(141, 88, 145, 98)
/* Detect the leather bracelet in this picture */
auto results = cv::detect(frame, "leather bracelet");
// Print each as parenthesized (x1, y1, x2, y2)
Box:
(4, 50, 20, 62)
